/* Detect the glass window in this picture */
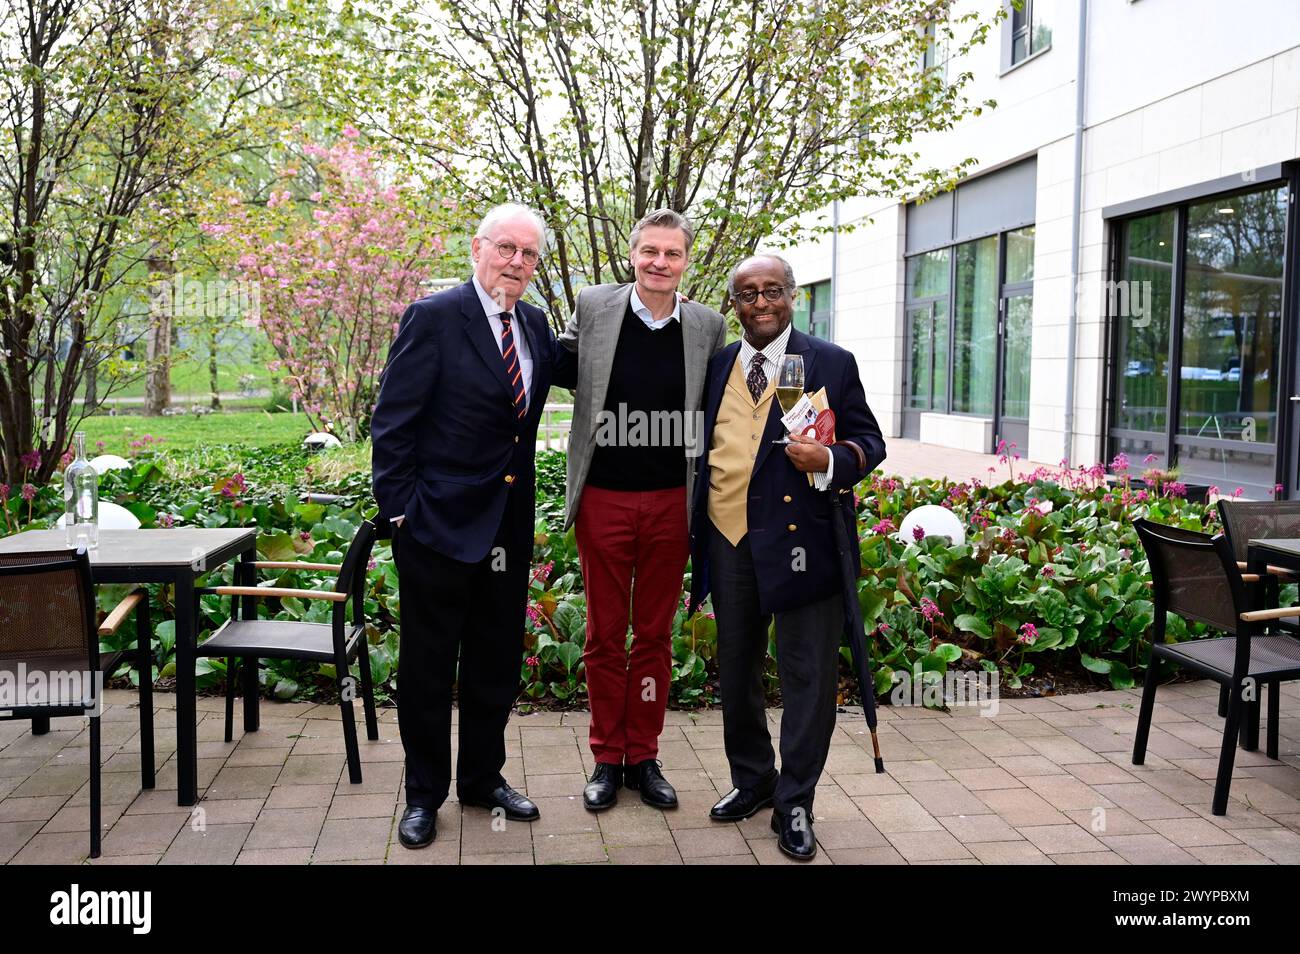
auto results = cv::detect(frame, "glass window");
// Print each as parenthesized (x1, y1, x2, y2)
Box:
(1175, 186, 1287, 493)
(905, 251, 950, 412)
(953, 236, 998, 415)
(1005, 226, 1035, 284)
(807, 280, 832, 339)
(921, 21, 949, 81)
(1009, 0, 1052, 66)
(1114, 210, 1175, 436)
(907, 249, 950, 299)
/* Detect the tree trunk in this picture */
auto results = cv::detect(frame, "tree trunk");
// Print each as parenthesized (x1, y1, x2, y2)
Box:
(144, 257, 173, 415)
(209, 325, 221, 409)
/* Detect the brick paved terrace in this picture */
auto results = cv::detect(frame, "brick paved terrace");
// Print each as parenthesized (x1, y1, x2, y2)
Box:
(2, 680, 1299, 865)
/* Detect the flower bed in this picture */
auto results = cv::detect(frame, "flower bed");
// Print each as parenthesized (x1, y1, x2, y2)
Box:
(0, 443, 1253, 709)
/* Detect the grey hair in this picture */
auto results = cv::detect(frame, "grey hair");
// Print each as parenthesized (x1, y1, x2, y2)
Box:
(727, 254, 797, 297)
(475, 202, 549, 254)
(629, 208, 695, 253)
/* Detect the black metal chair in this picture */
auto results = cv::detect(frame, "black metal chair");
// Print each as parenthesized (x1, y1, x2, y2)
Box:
(195, 520, 379, 784)
(1133, 518, 1300, 815)
(1215, 499, 1300, 727)
(0, 549, 153, 858)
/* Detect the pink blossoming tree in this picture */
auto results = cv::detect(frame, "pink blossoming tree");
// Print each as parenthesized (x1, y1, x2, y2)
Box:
(200, 131, 443, 440)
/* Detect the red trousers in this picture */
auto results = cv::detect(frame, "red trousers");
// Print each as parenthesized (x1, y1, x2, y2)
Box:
(575, 485, 689, 765)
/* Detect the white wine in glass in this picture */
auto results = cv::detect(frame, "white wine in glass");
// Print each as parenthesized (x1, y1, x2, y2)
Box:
(773, 354, 805, 443)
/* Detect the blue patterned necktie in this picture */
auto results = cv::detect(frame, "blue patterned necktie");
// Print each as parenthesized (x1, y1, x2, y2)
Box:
(746, 353, 767, 404)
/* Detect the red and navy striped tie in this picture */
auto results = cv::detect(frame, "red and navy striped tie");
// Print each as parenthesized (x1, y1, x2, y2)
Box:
(500, 313, 527, 418)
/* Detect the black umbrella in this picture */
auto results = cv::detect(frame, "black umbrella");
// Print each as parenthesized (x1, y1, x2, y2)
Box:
(830, 488, 885, 773)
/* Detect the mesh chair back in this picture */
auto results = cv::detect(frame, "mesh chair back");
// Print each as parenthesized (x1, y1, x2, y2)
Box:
(0, 550, 98, 705)
(1216, 500, 1300, 563)
(1133, 519, 1240, 634)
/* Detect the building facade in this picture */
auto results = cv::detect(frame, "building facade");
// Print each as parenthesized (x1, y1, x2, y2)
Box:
(777, 0, 1300, 498)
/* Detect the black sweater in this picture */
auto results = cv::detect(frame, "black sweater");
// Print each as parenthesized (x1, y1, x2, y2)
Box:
(585, 302, 688, 491)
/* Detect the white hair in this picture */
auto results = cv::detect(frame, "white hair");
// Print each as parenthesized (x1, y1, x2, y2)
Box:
(475, 203, 549, 254)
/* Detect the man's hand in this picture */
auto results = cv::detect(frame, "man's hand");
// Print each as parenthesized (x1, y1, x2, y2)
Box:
(785, 432, 830, 473)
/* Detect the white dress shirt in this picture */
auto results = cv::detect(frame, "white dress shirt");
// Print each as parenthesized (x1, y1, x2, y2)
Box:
(738, 323, 833, 490)
(629, 285, 681, 330)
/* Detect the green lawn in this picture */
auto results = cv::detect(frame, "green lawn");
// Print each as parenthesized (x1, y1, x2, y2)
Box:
(103, 360, 273, 400)
(76, 411, 314, 456)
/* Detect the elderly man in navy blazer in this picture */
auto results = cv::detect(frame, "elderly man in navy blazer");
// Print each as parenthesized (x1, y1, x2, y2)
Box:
(688, 253, 885, 860)
(371, 203, 575, 848)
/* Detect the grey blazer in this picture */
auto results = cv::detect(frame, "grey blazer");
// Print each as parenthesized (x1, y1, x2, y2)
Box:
(557, 282, 728, 530)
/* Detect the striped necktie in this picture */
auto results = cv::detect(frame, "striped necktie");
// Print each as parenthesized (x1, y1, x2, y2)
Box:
(500, 313, 527, 418)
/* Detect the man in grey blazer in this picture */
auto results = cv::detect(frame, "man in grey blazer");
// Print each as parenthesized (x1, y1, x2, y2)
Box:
(557, 208, 727, 812)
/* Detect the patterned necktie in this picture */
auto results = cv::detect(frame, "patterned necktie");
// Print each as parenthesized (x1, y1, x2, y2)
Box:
(746, 352, 768, 404)
(499, 313, 527, 418)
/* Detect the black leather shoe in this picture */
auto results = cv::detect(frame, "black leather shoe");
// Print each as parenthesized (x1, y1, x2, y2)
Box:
(624, 759, 678, 810)
(583, 763, 622, 811)
(710, 777, 776, 822)
(771, 809, 817, 860)
(397, 806, 437, 848)
(460, 783, 540, 821)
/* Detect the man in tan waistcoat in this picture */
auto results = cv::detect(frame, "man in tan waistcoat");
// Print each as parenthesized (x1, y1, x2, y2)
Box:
(686, 254, 886, 860)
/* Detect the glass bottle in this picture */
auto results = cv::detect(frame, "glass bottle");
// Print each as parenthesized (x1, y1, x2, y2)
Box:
(63, 432, 98, 549)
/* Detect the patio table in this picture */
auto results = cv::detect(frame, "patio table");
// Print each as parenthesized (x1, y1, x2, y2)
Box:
(0, 527, 258, 806)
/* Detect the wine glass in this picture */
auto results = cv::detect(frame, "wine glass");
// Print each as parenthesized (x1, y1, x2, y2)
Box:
(773, 354, 805, 444)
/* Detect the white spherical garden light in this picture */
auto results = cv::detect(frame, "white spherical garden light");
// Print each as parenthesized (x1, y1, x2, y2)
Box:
(88, 454, 132, 474)
(57, 500, 141, 530)
(896, 504, 966, 546)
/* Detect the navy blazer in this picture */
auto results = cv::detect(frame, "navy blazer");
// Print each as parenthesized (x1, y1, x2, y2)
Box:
(370, 280, 574, 563)
(688, 329, 886, 616)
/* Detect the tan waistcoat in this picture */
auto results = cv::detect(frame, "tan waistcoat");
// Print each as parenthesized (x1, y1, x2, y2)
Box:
(707, 354, 776, 546)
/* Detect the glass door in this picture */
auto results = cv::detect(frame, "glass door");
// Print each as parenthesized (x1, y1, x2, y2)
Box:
(994, 227, 1035, 454)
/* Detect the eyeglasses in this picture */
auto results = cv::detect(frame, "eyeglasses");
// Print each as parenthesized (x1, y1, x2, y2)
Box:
(731, 285, 789, 304)
(479, 237, 541, 266)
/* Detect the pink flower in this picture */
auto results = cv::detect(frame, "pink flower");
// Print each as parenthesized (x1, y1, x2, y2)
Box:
(299, 531, 311, 542)
(60, 450, 73, 468)
(1110, 453, 1129, 474)
(1232, 487, 1244, 498)
(0, 483, 9, 497)
(1162, 482, 1186, 499)
(912, 524, 926, 542)
(20, 483, 36, 501)
(1000, 527, 1016, 543)
(20, 450, 40, 471)
(1040, 565, 1055, 578)
(158, 512, 176, 528)
(525, 655, 540, 667)
(1017, 622, 1038, 645)
(1143, 454, 1158, 464)
(874, 621, 891, 635)
(95, 440, 105, 453)
(918, 597, 942, 622)
(871, 518, 895, 535)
